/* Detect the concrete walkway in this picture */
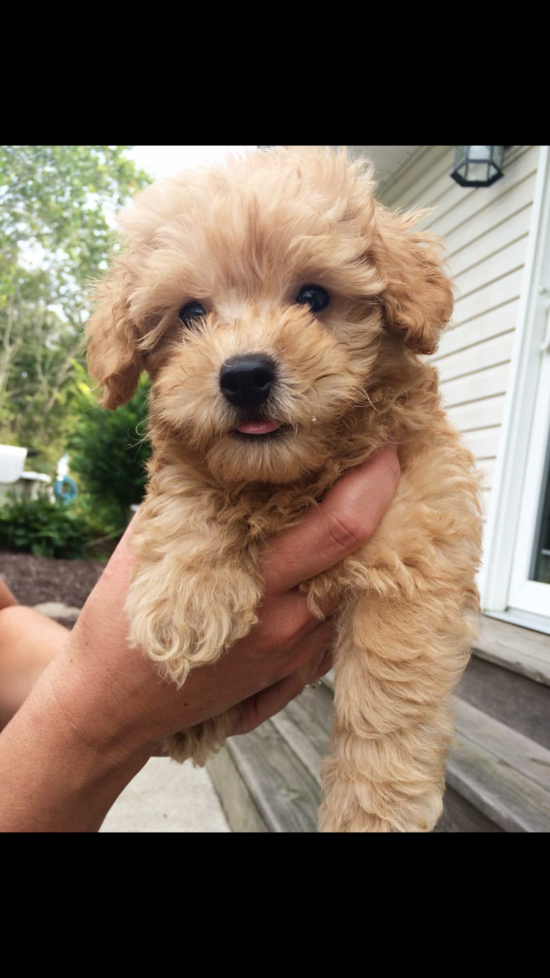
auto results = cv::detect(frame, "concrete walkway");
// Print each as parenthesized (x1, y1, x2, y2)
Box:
(100, 757, 230, 832)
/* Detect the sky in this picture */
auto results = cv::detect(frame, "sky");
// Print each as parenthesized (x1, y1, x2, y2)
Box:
(126, 145, 257, 181)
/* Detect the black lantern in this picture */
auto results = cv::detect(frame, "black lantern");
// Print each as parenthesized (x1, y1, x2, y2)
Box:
(451, 146, 508, 187)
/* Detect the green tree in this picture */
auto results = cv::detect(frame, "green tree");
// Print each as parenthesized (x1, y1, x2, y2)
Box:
(0, 146, 151, 471)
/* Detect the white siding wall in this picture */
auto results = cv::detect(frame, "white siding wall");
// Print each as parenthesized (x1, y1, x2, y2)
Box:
(380, 145, 541, 518)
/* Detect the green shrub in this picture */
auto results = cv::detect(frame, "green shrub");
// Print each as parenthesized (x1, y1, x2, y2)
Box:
(68, 374, 151, 532)
(0, 495, 92, 558)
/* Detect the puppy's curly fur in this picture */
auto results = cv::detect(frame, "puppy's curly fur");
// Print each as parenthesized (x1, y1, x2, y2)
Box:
(86, 146, 482, 832)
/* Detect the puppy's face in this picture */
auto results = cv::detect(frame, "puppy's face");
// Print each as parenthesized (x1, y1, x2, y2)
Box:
(87, 147, 453, 485)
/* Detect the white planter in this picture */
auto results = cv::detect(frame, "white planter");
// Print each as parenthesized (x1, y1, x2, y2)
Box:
(0, 445, 28, 485)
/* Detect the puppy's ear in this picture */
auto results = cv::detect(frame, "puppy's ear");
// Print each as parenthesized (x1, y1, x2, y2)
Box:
(374, 205, 454, 356)
(86, 256, 143, 410)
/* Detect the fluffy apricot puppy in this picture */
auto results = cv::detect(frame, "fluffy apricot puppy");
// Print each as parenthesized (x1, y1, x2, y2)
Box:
(86, 146, 482, 832)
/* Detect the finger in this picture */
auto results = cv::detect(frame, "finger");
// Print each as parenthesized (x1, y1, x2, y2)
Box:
(261, 446, 400, 595)
(234, 653, 325, 736)
(293, 642, 335, 689)
(235, 618, 335, 734)
(276, 618, 336, 679)
(312, 649, 334, 681)
(261, 588, 339, 648)
(233, 675, 302, 734)
(237, 637, 335, 735)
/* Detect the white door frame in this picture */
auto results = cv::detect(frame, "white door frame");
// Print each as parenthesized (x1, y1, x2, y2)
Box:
(479, 146, 550, 618)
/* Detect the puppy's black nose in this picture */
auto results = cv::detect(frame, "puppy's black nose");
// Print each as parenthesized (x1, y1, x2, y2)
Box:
(220, 354, 276, 410)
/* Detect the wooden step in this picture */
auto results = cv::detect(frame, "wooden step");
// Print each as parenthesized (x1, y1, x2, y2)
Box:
(207, 722, 321, 833)
(472, 615, 550, 687)
(457, 653, 550, 750)
(433, 786, 504, 832)
(208, 687, 550, 833)
(446, 699, 550, 833)
(207, 685, 331, 833)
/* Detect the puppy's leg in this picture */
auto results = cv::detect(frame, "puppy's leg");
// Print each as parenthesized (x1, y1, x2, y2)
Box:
(127, 515, 262, 766)
(128, 552, 260, 764)
(319, 591, 475, 832)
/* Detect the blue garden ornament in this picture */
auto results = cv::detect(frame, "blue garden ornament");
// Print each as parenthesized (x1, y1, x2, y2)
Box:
(54, 475, 78, 504)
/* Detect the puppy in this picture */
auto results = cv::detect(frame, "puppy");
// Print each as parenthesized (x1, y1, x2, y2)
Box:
(86, 146, 482, 832)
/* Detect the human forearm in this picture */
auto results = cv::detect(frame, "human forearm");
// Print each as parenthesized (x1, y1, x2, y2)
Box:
(0, 655, 149, 833)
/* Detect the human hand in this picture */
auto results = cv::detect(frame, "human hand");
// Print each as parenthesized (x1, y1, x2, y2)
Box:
(0, 447, 400, 832)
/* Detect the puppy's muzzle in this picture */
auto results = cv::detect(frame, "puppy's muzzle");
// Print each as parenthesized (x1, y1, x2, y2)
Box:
(220, 354, 276, 410)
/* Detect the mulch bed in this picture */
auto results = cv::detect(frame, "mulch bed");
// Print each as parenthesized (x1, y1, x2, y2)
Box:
(0, 550, 104, 621)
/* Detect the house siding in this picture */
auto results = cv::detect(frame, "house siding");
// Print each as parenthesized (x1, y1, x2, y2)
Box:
(379, 145, 542, 518)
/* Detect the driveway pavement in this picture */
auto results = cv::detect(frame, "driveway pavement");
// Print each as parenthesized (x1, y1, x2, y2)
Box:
(100, 757, 230, 832)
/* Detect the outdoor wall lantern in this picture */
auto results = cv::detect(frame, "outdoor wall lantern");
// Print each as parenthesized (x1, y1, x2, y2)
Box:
(451, 146, 510, 187)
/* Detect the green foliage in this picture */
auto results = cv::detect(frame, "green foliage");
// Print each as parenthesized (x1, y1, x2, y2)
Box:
(0, 495, 92, 559)
(68, 370, 152, 530)
(0, 145, 152, 472)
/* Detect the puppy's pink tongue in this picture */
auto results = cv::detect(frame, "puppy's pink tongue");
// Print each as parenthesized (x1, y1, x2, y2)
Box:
(237, 420, 282, 434)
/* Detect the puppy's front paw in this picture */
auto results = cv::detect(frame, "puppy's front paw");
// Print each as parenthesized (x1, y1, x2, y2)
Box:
(127, 562, 261, 685)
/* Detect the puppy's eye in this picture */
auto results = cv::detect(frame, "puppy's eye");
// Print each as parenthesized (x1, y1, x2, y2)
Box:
(296, 285, 330, 313)
(179, 301, 207, 327)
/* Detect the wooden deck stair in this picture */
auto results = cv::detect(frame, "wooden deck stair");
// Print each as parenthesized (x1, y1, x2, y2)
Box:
(207, 617, 550, 832)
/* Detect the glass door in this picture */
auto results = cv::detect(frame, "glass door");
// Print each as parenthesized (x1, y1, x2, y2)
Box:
(531, 431, 550, 584)
(508, 298, 550, 616)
